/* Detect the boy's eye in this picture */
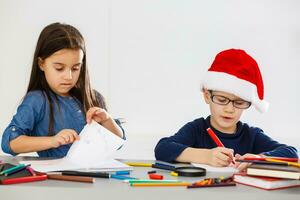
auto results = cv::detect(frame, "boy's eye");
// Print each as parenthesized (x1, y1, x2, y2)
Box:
(234, 101, 246, 106)
(215, 96, 227, 103)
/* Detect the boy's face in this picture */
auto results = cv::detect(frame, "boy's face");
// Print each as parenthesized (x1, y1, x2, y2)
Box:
(203, 89, 248, 133)
(39, 48, 83, 97)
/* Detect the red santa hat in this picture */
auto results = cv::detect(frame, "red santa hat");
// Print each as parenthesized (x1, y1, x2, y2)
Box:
(201, 49, 269, 113)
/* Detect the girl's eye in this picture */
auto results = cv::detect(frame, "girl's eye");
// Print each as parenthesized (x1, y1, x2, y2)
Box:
(72, 67, 80, 71)
(55, 68, 63, 71)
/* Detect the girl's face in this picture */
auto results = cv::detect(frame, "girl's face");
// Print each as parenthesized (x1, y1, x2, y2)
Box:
(203, 89, 245, 133)
(39, 48, 83, 97)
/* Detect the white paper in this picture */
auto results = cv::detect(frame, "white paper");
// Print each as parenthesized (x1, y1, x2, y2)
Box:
(191, 163, 238, 173)
(21, 121, 131, 172)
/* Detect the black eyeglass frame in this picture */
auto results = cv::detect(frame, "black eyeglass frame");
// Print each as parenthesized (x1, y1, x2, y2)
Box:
(208, 90, 251, 109)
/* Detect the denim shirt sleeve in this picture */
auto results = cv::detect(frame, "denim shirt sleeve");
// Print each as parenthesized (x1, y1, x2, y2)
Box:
(114, 118, 126, 140)
(1, 91, 45, 155)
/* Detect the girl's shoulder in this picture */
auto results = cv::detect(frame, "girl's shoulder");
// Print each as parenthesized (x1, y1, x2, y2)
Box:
(22, 90, 47, 106)
(93, 89, 107, 110)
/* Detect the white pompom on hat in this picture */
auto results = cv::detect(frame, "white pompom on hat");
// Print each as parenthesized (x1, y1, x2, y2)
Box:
(201, 49, 269, 113)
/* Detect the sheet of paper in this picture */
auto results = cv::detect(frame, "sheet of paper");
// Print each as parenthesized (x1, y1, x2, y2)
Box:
(21, 121, 131, 172)
(66, 121, 125, 167)
(21, 158, 132, 173)
(191, 163, 238, 173)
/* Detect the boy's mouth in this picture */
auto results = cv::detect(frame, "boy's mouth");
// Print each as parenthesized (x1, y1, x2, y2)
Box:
(221, 116, 233, 120)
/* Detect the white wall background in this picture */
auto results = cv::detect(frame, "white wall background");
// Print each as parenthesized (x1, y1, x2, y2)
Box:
(0, 0, 299, 159)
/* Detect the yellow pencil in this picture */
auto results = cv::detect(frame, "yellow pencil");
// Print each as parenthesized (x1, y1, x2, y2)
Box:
(125, 162, 153, 167)
(266, 158, 300, 168)
(130, 182, 191, 187)
(170, 171, 178, 177)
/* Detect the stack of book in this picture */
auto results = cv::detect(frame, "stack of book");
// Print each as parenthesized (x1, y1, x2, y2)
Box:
(233, 157, 300, 190)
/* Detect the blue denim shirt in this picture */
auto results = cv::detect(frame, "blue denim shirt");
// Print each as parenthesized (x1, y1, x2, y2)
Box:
(1, 90, 124, 158)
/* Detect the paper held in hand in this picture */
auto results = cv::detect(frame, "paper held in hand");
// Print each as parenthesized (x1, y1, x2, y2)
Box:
(21, 121, 131, 172)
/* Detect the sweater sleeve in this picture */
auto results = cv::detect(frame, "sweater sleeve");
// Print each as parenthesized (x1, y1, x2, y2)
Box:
(154, 122, 198, 162)
(252, 128, 298, 158)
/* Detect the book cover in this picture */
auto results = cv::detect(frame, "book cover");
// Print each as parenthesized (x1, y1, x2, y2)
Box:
(246, 164, 300, 180)
(234, 173, 300, 190)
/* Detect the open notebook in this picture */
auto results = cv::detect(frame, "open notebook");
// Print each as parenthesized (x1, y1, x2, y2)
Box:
(21, 121, 132, 172)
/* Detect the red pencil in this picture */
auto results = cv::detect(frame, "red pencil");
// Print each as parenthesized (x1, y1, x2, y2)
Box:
(207, 128, 224, 147)
(206, 128, 235, 164)
(1, 174, 47, 185)
(26, 166, 37, 176)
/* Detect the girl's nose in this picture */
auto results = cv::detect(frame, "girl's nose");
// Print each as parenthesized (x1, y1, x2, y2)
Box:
(64, 70, 72, 80)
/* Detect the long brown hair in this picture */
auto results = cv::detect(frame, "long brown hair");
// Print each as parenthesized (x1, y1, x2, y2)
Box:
(27, 22, 106, 135)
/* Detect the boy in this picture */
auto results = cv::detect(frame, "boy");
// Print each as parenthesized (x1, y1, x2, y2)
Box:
(154, 49, 298, 170)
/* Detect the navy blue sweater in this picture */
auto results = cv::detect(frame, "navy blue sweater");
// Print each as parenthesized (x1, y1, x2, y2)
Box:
(155, 117, 298, 162)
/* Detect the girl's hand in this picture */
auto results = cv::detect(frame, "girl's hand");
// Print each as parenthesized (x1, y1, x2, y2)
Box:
(234, 153, 262, 171)
(207, 147, 235, 167)
(86, 107, 111, 124)
(51, 129, 80, 148)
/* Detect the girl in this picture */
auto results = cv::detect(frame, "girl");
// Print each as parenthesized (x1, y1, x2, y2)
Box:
(1, 22, 124, 158)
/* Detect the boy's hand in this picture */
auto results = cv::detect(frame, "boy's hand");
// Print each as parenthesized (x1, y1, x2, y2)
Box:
(86, 107, 111, 124)
(51, 129, 80, 148)
(208, 147, 235, 167)
(234, 153, 262, 171)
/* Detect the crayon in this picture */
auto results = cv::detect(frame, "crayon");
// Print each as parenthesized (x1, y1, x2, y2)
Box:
(149, 173, 164, 180)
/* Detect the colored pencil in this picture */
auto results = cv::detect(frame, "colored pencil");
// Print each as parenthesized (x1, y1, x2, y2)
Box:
(187, 182, 236, 188)
(0, 164, 26, 175)
(235, 159, 288, 166)
(4, 164, 30, 176)
(125, 162, 153, 167)
(125, 179, 182, 183)
(110, 174, 136, 180)
(1, 174, 47, 185)
(244, 157, 298, 162)
(26, 166, 37, 176)
(61, 171, 110, 178)
(207, 128, 235, 164)
(47, 174, 95, 183)
(130, 182, 191, 187)
(266, 158, 300, 168)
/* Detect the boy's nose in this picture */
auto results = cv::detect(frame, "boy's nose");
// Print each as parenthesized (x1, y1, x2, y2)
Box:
(224, 101, 235, 112)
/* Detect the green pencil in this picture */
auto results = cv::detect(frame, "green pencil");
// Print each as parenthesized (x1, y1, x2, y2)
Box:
(0, 164, 25, 175)
(125, 179, 183, 184)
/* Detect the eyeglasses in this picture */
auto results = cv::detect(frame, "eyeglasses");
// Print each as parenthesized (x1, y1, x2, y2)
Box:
(208, 91, 251, 109)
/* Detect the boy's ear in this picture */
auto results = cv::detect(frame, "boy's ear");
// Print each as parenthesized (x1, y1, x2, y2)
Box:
(202, 89, 210, 104)
(38, 57, 45, 71)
